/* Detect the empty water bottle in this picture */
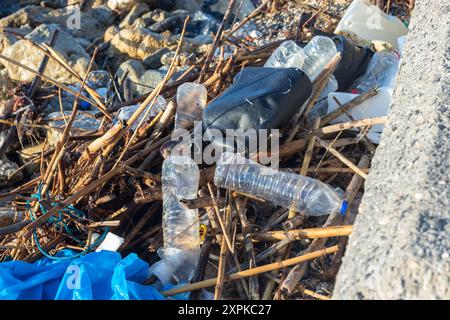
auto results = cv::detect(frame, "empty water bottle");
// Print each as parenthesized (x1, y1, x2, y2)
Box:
(214, 153, 345, 216)
(174, 82, 207, 131)
(149, 155, 200, 285)
(352, 50, 401, 93)
(264, 40, 306, 69)
(302, 36, 338, 80)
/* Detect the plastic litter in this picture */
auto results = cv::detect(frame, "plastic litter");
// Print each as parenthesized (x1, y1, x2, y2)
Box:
(335, 0, 408, 50)
(149, 155, 200, 286)
(117, 95, 167, 130)
(174, 82, 208, 131)
(94, 232, 125, 252)
(264, 40, 306, 69)
(327, 88, 392, 144)
(203, 67, 312, 150)
(351, 50, 401, 92)
(332, 35, 374, 91)
(214, 153, 344, 216)
(264, 36, 337, 81)
(0, 250, 180, 300)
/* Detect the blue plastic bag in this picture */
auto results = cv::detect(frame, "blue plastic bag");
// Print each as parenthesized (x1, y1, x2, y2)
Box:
(0, 250, 181, 300)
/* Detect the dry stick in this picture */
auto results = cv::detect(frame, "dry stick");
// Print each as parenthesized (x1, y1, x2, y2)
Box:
(300, 117, 321, 177)
(300, 116, 387, 139)
(214, 208, 229, 300)
(207, 183, 234, 253)
(247, 225, 353, 242)
(118, 202, 159, 252)
(316, 138, 368, 179)
(319, 87, 379, 126)
(280, 156, 370, 295)
(161, 245, 339, 297)
(286, 53, 342, 143)
(235, 197, 260, 300)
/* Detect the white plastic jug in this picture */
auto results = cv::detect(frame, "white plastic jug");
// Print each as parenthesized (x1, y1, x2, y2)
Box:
(335, 0, 408, 50)
(327, 87, 393, 144)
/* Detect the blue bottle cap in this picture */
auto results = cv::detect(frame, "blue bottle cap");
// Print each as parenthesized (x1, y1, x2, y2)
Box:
(339, 200, 349, 216)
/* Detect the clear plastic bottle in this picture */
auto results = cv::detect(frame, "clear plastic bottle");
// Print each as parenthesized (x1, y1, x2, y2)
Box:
(302, 36, 338, 80)
(264, 40, 306, 69)
(352, 50, 401, 93)
(214, 153, 344, 216)
(174, 82, 208, 131)
(149, 155, 200, 285)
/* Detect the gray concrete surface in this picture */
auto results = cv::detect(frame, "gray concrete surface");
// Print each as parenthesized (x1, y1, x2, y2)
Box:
(333, 0, 450, 299)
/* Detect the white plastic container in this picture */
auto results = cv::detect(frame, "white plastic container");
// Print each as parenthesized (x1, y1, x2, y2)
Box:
(327, 87, 393, 144)
(174, 82, 208, 131)
(335, 0, 408, 50)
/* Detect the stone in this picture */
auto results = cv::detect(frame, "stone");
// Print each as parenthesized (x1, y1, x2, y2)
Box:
(149, 10, 188, 33)
(109, 27, 167, 60)
(1, 24, 92, 84)
(107, 0, 138, 13)
(104, 25, 120, 42)
(142, 47, 170, 69)
(174, 0, 204, 13)
(0, 157, 22, 187)
(137, 69, 165, 95)
(208, 0, 255, 19)
(333, 0, 450, 300)
(0, 207, 18, 228)
(0, 5, 115, 41)
(119, 2, 150, 29)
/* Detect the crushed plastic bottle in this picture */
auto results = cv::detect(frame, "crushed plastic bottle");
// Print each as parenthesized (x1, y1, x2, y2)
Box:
(116, 95, 167, 130)
(351, 50, 401, 93)
(214, 153, 345, 216)
(264, 37, 337, 81)
(264, 40, 306, 69)
(174, 82, 207, 131)
(149, 155, 200, 286)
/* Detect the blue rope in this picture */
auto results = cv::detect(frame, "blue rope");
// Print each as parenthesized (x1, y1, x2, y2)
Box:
(27, 184, 110, 261)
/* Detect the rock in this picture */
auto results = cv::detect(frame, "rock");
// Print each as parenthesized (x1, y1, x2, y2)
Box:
(87, 70, 111, 89)
(119, 2, 150, 29)
(0, 157, 22, 187)
(116, 59, 146, 82)
(160, 51, 190, 67)
(109, 27, 167, 60)
(0, 207, 17, 228)
(107, 0, 138, 13)
(47, 111, 101, 146)
(208, 0, 255, 19)
(0, 5, 115, 41)
(174, 0, 204, 13)
(149, 10, 189, 33)
(104, 25, 120, 42)
(145, 0, 175, 11)
(142, 47, 170, 69)
(1, 24, 92, 84)
(137, 69, 165, 95)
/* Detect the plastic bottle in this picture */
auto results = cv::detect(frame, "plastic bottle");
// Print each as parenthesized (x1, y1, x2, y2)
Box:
(334, 0, 408, 50)
(149, 155, 200, 285)
(264, 40, 306, 69)
(264, 37, 337, 81)
(351, 50, 400, 92)
(214, 153, 345, 216)
(302, 36, 338, 80)
(174, 82, 207, 131)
